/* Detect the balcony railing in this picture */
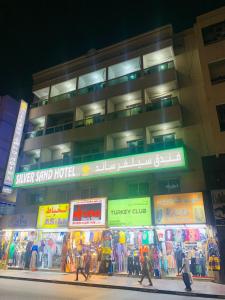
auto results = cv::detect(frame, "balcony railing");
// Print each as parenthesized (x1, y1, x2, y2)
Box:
(20, 138, 183, 171)
(25, 96, 179, 139)
(30, 61, 175, 108)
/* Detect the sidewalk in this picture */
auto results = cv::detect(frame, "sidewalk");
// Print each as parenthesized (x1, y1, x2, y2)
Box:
(0, 269, 225, 299)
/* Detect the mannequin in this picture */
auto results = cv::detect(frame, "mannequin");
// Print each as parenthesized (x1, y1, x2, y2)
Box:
(174, 244, 183, 273)
(133, 251, 141, 275)
(127, 251, 134, 275)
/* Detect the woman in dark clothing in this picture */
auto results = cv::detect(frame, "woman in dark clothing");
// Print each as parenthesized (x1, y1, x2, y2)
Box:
(138, 253, 153, 286)
(24, 241, 33, 269)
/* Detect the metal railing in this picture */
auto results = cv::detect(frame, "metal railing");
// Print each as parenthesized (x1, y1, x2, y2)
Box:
(25, 97, 178, 139)
(20, 138, 183, 171)
(31, 61, 175, 108)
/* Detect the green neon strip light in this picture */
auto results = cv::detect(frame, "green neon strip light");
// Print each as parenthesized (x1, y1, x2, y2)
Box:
(13, 147, 187, 188)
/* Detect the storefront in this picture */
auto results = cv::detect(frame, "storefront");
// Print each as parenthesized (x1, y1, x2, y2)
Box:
(0, 230, 12, 269)
(0, 213, 37, 269)
(108, 197, 154, 275)
(153, 192, 220, 278)
(66, 198, 106, 273)
(36, 204, 69, 270)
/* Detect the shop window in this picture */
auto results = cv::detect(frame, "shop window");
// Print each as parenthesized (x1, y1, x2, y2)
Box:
(209, 59, 225, 85)
(153, 133, 175, 145)
(202, 21, 225, 45)
(216, 104, 225, 131)
(158, 178, 180, 194)
(128, 182, 149, 196)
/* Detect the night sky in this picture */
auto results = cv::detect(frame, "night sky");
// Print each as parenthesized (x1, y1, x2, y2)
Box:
(1, 0, 225, 102)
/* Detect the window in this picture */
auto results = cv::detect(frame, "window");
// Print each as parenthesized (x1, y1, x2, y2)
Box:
(202, 21, 225, 45)
(209, 59, 225, 85)
(33, 87, 49, 100)
(127, 139, 144, 149)
(158, 178, 180, 194)
(29, 191, 45, 205)
(50, 78, 77, 98)
(80, 186, 98, 198)
(108, 57, 141, 80)
(128, 182, 149, 196)
(78, 68, 106, 89)
(216, 104, 225, 131)
(153, 133, 175, 144)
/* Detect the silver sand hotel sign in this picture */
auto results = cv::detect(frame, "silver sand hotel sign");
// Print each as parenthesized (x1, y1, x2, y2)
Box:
(14, 147, 186, 188)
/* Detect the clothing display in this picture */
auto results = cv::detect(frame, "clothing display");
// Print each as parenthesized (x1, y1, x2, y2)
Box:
(7, 231, 36, 269)
(155, 227, 214, 277)
(66, 230, 103, 274)
(37, 232, 66, 270)
(0, 231, 12, 269)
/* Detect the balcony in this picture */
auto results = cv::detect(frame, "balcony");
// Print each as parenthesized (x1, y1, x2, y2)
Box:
(25, 96, 179, 139)
(20, 138, 184, 172)
(30, 61, 175, 109)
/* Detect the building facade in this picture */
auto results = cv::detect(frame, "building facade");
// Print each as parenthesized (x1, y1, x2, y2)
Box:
(2, 7, 224, 281)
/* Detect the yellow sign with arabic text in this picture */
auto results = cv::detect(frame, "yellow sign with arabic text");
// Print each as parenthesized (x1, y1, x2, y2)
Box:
(37, 204, 69, 229)
(154, 192, 206, 225)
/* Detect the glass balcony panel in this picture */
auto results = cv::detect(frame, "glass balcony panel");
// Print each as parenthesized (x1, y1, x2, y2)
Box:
(45, 127, 55, 135)
(108, 57, 141, 80)
(78, 68, 106, 89)
(143, 61, 174, 75)
(33, 87, 49, 101)
(50, 78, 77, 98)
(74, 120, 85, 128)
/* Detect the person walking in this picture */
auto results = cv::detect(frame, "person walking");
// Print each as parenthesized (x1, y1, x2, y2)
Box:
(75, 252, 87, 281)
(84, 250, 91, 279)
(138, 252, 153, 286)
(179, 253, 193, 291)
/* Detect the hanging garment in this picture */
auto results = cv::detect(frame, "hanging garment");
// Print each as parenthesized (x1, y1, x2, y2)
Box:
(165, 230, 173, 241)
(30, 250, 37, 270)
(119, 231, 126, 244)
(184, 229, 190, 241)
(157, 230, 165, 242)
(148, 231, 154, 244)
(138, 232, 142, 246)
(194, 229, 200, 241)
(175, 229, 183, 243)
(84, 231, 90, 244)
(142, 231, 150, 245)
(209, 255, 220, 271)
(129, 232, 135, 245)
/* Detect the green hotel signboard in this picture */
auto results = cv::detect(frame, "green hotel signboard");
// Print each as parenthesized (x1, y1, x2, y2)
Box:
(14, 147, 186, 188)
(108, 197, 152, 227)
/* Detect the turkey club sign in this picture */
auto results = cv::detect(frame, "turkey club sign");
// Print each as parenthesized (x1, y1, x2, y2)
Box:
(69, 198, 106, 227)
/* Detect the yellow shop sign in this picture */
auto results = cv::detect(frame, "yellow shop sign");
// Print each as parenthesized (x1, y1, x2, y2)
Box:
(37, 204, 69, 229)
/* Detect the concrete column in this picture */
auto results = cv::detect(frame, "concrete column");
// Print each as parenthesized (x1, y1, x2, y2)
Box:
(75, 107, 84, 121)
(105, 135, 114, 151)
(40, 148, 52, 162)
(107, 99, 115, 113)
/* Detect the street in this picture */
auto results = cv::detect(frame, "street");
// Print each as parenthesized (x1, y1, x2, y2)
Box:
(0, 279, 217, 300)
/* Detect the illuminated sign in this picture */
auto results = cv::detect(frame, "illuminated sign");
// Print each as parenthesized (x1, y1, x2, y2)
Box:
(14, 147, 186, 187)
(69, 198, 106, 227)
(3, 100, 28, 191)
(154, 192, 206, 225)
(108, 197, 152, 227)
(37, 204, 69, 229)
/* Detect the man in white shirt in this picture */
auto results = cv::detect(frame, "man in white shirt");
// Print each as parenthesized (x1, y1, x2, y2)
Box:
(179, 253, 192, 291)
